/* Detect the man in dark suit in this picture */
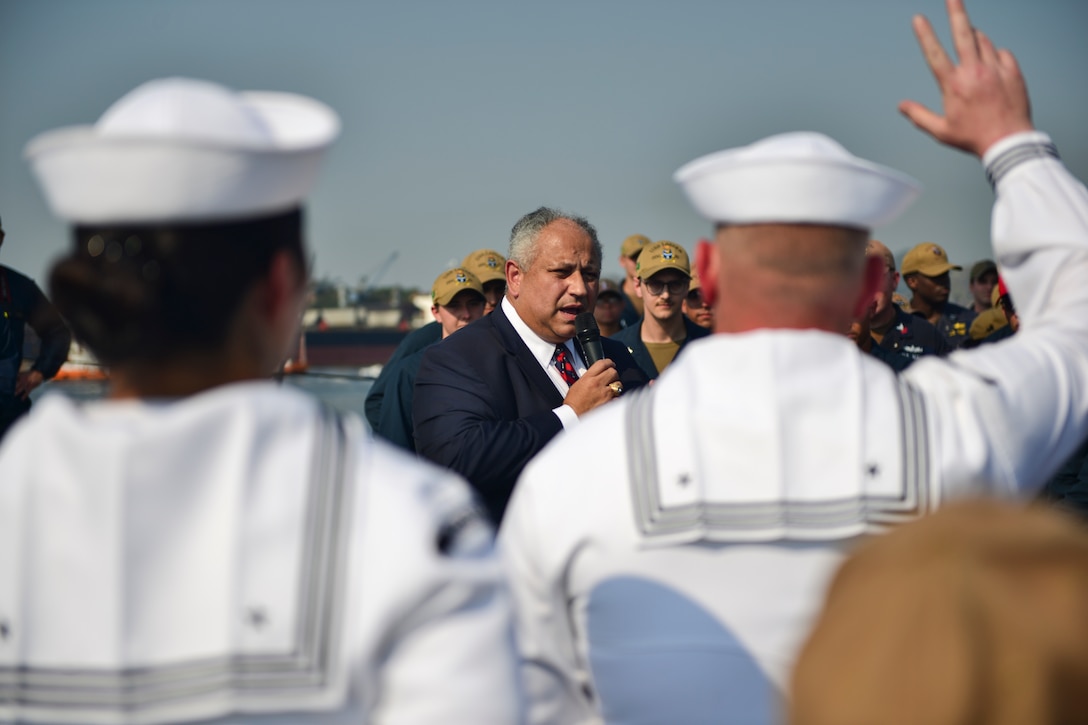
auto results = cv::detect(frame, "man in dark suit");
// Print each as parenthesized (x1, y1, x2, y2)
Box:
(413, 207, 648, 523)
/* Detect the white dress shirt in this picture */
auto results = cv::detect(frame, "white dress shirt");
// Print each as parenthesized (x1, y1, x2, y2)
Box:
(502, 295, 585, 430)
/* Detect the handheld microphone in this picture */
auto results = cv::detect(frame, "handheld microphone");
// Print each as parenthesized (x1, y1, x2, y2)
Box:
(574, 312, 606, 366)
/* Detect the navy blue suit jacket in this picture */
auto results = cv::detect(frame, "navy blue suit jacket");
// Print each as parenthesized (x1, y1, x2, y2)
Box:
(364, 321, 442, 429)
(413, 303, 648, 523)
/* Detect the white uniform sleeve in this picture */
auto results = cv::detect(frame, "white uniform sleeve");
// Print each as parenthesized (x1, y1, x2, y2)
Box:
(499, 477, 600, 725)
(359, 444, 525, 725)
(905, 132, 1088, 499)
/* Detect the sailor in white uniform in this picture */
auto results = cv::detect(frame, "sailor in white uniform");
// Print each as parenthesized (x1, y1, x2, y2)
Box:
(0, 78, 521, 724)
(499, 2, 1088, 722)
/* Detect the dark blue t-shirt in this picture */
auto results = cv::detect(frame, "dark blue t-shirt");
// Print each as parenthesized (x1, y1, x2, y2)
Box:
(875, 306, 950, 364)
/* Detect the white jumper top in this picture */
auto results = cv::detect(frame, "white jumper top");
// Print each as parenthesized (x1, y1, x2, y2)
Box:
(500, 132, 1088, 724)
(0, 381, 522, 724)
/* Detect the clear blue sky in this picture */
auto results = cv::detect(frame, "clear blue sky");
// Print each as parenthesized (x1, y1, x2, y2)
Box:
(2, 0, 1086, 291)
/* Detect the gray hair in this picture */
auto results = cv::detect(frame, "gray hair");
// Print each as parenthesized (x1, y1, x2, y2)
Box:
(508, 207, 602, 270)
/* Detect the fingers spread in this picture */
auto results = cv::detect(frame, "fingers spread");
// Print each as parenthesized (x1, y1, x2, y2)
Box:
(913, 14, 953, 82)
(947, 0, 979, 64)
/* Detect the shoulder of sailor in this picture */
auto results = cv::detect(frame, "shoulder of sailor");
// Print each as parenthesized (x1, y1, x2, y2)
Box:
(517, 391, 634, 501)
(502, 397, 634, 556)
(360, 434, 495, 559)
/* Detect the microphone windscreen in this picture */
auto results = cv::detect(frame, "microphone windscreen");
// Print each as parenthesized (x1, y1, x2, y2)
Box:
(575, 312, 605, 366)
(575, 311, 599, 338)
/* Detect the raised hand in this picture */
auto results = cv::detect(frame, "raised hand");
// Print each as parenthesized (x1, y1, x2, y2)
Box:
(564, 358, 621, 416)
(899, 0, 1033, 157)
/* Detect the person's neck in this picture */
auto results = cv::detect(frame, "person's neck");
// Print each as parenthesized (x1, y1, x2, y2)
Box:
(713, 299, 853, 336)
(108, 354, 271, 400)
(641, 312, 687, 343)
(973, 301, 991, 314)
(909, 295, 942, 323)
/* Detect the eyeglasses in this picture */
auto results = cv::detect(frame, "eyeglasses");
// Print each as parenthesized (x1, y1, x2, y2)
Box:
(643, 278, 689, 296)
(596, 295, 623, 306)
(686, 290, 705, 306)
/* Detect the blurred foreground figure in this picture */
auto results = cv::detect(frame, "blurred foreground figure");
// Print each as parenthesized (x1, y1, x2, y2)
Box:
(499, 1, 1088, 722)
(792, 500, 1088, 725)
(0, 78, 520, 724)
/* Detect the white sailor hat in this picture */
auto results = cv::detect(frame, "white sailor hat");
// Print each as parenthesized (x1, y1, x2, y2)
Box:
(674, 132, 920, 230)
(25, 77, 340, 224)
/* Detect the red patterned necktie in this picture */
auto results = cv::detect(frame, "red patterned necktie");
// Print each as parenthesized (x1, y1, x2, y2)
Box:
(553, 343, 578, 385)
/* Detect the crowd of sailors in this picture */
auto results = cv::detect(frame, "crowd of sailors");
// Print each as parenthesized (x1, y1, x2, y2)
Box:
(2, 0, 1088, 722)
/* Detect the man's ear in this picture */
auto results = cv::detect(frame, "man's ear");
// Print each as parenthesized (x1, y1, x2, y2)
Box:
(853, 255, 884, 319)
(262, 249, 305, 321)
(431, 305, 441, 323)
(505, 259, 522, 299)
(253, 250, 306, 370)
(695, 238, 719, 308)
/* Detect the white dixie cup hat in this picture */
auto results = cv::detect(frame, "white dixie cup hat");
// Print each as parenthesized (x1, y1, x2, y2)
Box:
(25, 77, 341, 224)
(674, 131, 921, 230)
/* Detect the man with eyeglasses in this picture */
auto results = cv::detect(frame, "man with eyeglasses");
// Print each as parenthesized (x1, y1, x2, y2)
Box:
(862, 239, 948, 366)
(611, 240, 709, 380)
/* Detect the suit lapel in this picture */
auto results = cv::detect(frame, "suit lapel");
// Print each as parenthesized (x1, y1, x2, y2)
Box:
(490, 304, 565, 408)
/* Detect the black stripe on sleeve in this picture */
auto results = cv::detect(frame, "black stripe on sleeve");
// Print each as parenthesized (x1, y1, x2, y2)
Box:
(986, 141, 1060, 189)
